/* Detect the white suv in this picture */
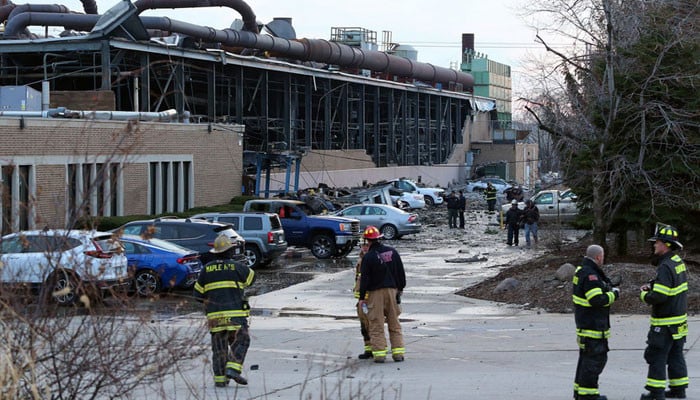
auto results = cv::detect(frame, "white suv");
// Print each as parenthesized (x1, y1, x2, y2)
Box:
(0, 230, 130, 305)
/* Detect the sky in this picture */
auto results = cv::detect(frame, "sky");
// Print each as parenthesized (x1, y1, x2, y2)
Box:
(53, 0, 551, 94)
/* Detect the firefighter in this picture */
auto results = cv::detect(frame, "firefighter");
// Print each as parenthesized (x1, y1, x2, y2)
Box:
(358, 225, 406, 363)
(194, 234, 255, 387)
(353, 240, 372, 359)
(484, 183, 497, 212)
(572, 244, 619, 400)
(639, 224, 688, 400)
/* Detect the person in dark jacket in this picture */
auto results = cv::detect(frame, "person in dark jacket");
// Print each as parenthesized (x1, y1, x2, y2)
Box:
(358, 225, 406, 363)
(572, 244, 619, 400)
(458, 190, 466, 229)
(639, 224, 688, 400)
(504, 200, 523, 246)
(194, 234, 255, 387)
(445, 191, 460, 228)
(522, 199, 540, 248)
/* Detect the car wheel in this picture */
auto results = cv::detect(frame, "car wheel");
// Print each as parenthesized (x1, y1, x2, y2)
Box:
(244, 244, 261, 269)
(310, 234, 335, 259)
(134, 270, 161, 297)
(332, 243, 354, 258)
(424, 196, 435, 206)
(45, 270, 79, 306)
(380, 224, 398, 240)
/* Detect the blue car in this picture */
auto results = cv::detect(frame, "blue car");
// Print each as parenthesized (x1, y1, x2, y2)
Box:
(119, 235, 203, 297)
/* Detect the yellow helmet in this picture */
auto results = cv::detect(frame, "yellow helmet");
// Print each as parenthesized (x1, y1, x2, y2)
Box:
(210, 234, 237, 254)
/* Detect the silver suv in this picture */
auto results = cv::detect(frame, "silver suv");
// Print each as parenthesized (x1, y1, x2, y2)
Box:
(191, 212, 287, 268)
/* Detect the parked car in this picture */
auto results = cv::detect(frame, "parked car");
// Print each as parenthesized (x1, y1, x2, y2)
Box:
(501, 189, 580, 222)
(377, 178, 445, 206)
(243, 199, 361, 259)
(191, 212, 288, 268)
(333, 204, 421, 240)
(118, 235, 202, 297)
(116, 217, 244, 265)
(0, 229, 130, 305)
(465, 177, 511, 193)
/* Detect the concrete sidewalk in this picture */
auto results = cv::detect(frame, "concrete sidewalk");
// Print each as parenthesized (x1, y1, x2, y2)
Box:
(150, 264, 699, 400)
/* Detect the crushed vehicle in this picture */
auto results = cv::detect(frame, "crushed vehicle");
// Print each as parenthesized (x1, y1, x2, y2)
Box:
(373, 178, 444, 206)
(242, 199, 361, 259)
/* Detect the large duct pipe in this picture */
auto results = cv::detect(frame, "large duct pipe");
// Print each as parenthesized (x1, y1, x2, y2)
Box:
(0, 108, 179, 121)
(134, 0, 258, 33)
(4, 13, 474, 90)
(0, 3, 16, 23)
(79, 0, 97, 15)
(1, 1, 97, 24)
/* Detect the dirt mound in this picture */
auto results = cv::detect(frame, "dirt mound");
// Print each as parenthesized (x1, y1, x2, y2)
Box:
(459, 240, 700, 314)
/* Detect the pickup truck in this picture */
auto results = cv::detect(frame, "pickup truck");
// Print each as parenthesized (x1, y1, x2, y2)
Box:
(502, 189, 579, 222)
(376, 178, 445, 206)
(243, 199, 361, 259)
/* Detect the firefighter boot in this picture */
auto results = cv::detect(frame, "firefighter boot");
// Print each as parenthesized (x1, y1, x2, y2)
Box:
(225, 368, 248, 385)
(358, 351, 373, 359)
(640, 391, 666, 400)
(665, 388, 686, 399)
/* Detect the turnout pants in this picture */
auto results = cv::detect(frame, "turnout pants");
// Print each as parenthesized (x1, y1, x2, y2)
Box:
(366, 287, 404, 360)
(211, 323, 250, 384)
(644, 325, 689, 393)
(356, 301, 371, 353)
(574, 337, 608, 398)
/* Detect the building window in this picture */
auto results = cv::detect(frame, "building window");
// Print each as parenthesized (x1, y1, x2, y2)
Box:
(67, 162, 122, 223)
(1, 164, 34, 234)
(149, 161, 192, 215)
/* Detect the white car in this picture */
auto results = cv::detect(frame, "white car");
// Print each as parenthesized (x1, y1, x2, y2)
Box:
(465, 177, 511, 193)
(0, 230, 130, 305)
(389, 188, 426, 210)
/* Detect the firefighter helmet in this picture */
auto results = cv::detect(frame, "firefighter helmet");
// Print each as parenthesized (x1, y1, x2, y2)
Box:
(210, 234, 238, 254)
(647, 223, 683, 249)
(363, 225, 383, 240)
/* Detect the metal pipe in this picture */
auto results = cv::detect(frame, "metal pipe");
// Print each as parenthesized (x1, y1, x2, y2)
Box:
(133, 0, 258, 33)
(0, 108, 178, 121)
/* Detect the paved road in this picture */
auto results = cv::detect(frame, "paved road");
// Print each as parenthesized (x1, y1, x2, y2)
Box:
(142, 212, 698, 400)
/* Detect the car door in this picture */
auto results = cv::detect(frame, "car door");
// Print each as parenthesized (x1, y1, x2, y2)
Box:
(362, 205, 386, 229)
(533, 192, 556, 217)
(1, 234, 56, 283)
(278, 204, 307, 244)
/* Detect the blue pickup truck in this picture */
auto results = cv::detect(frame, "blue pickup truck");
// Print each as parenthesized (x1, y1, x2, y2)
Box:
(242, 199, 361, 259)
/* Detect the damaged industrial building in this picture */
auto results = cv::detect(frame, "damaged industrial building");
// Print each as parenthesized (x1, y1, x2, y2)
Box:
(0, 0, 536, 232)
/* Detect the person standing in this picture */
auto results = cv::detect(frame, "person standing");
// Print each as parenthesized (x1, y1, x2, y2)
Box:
(504, 200, 523, 246)
(358, 225, 406, 363)
(485, 183, 497, 213)
(446, 191, 459, 228)
(572, 244, 619, 400)
(639, 224, 688, 400)
(353, 241, 372, 359)
(522, 199, 540, 248)
(194, 234, 255, 387)
(458, 190, 466, 229)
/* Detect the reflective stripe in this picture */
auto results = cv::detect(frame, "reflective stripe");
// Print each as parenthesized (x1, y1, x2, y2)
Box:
(194, 282, 204, 294)
(208, 310, 248, 319)
(204, 280, 243, 292)
(650, 314, 687, 326)
(372, 349, 388, 358)
(210, 324, 243, 333)
(652, 282, 688, 296)
(391, 347, 405, 355)
(585, 287, 603, 300)
(226, 361, 242, 372)
(576, 328, 610, 339)
(669, 377, 689, 387)
(572, 294, 590, 307)
(646, 378, 667, 389)
(576, 386, 600, 396)
(214, 375, 227, 383)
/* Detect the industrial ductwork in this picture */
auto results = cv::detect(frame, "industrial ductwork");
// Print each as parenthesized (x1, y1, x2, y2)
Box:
(2, 0, 473, 90)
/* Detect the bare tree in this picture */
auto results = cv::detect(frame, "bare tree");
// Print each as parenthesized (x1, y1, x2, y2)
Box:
(518, 0, 700, 250)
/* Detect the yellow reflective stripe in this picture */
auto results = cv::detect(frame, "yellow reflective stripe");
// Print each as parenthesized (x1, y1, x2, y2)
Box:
(669, 377, 689, 386)
(194, 282, 204, 294)
(573, 294, 590, 307)
(675, 263, 686, 274)
(244, 269, 255, 286)
(373, 349, 387, 357)
(210, 324, 243, 333)
(652, 282, 687, 296)
(203, 281, 241, 291)
(646, 378, 666, 389)
(391, 347, 405, 355)
(585, 287, 603, 300)
(576, 328, 610, 339)
(576, 386, 600, 395)
(606, 291, 615, 305)
(208, 310, 248, 319)
(214, 375, 227, 383)
(650, 314, 687, 326)
(226, 361, 242, 372)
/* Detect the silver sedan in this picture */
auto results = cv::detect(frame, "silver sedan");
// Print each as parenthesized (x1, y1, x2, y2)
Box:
(333, 204, 422, 240)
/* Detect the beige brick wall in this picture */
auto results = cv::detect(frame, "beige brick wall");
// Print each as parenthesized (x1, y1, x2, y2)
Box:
(0, 118, 243, 229)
